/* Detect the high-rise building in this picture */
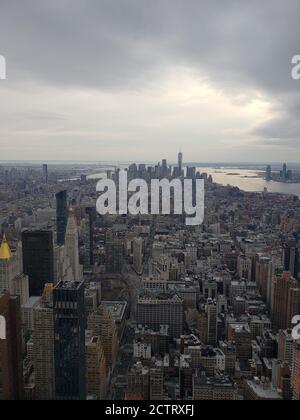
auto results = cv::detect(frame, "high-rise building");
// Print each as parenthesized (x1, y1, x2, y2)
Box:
(292, 339, 300, 400)
(42, 164, 48, 184)
(266, 165, 272, 181)
(33, 284, 55, 400)
(206, 299, 218, 346)
(283, 163, 287, 180)
(0, 292, 24, 400)
(54, 280, 86, 400)
(149, 368, 164, 400)
(56, 190, 68, 245)
(161, 159, 168, 178)
(283, 240, 300, 279)
(105, 230, 123, 274)
(65, 209, 81, 281)
(197, 299, 218, 346)
(0, 235, 29, 305)
(278, 329, 294, 366)
(87, 306, 118, 372)
(272, 271, 300, 331)
(86, 333, 106, 400)
(178, 152, 183, 177)
(22, 230, 54, 297)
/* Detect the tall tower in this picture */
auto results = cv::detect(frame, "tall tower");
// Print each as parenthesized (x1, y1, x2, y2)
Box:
(178, 152, 183, 177)
(42, 164, 48, 184)
(33, 284, 55, 400)
(65, 209, 81, 281)
(56, 190, 68, 245)
(54, 280, 86, 400)
(283, 240, 300, 279)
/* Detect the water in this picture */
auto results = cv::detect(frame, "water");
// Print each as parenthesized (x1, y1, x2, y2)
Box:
(87, 166, 300, 198)
(200, 167, 300, 197)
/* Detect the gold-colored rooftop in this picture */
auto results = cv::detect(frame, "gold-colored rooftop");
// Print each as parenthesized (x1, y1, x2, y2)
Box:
(0, 235, 13, 260)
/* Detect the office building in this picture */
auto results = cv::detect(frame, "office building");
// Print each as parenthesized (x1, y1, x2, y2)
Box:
(0, 292, 23, 400)
(56, 190, 68, 245)
(87, 305, 118, 371)
(105, 231, 123, 274)
(86, 333, 106, 400)
(272, 271, 300, 331)
(33, 284, 55, 400)
(193, 372, 238, 400)
(54, 280, 86, 400)
(65, 209, 82, 281)
(22, 230, 54, 296)
(42, 164, 48, 183)
(0, 235, 29, 305)
(137, 291, 183, 338)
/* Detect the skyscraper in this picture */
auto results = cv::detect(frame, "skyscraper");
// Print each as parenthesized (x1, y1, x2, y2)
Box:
(56, 190, 68, 245)
(283, 240, 300, 279)
(105, 230, 123, 275)
(0, 235, 29, 305)
(0, 292, 24, 400)
(54, 280, 86, 400)
(22, 230, 54, 297)
(42, 164, 48, 184)
(272, 271, 300, 331)
(87, 305, 118, 372)
(178, 152, 183, 177)
(65, 209, 81, 281)
(86, 333, 106, 400)
(161, 159, 168, 178)
(33, 284, 55, 400)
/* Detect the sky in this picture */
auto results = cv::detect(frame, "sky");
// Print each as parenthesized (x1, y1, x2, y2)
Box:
(0, 0, 300, 163)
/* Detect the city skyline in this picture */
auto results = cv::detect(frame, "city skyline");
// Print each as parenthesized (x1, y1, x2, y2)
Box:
(0, 1, 300, 162)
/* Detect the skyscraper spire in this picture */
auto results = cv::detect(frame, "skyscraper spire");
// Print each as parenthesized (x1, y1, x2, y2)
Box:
(0, 235, 13, 260)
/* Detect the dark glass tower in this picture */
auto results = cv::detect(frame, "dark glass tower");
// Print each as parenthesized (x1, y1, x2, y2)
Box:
(56, 190, 68, 245)
(283, 239, 300, 279)
(22, 230, 54, 296)
(54, 280, 86, 400)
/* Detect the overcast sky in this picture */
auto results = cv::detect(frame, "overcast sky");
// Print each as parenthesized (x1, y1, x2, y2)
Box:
(0, 0, 300, 162)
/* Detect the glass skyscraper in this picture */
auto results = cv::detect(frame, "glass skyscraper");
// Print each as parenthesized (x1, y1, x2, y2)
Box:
(54, 280, 86, 400)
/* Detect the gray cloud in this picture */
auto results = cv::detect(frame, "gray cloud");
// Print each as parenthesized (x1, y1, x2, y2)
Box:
(0, 0, 300, 159)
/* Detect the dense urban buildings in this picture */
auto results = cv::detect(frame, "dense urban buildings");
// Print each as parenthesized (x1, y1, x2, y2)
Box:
(0, 156, 300, 401)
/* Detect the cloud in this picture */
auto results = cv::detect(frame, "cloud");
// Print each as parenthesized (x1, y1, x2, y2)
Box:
(0, 0, 300, 160)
